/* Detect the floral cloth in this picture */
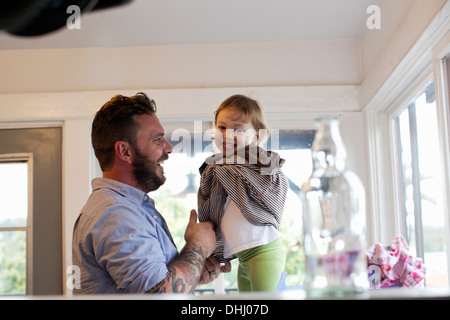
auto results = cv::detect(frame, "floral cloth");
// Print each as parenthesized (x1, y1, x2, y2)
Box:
(366, 236, 426, 288)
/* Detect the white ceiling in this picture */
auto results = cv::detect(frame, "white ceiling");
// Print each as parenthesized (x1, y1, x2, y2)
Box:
(0, 0, 379, 50)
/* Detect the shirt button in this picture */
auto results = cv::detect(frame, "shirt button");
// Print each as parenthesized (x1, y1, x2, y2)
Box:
(153, 215, 157, 219)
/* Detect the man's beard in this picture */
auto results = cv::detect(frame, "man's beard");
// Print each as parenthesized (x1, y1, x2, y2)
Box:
(132, 147, 168, 193)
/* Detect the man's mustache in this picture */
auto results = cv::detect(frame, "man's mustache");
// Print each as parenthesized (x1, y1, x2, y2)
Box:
(157, 154, 169, 163)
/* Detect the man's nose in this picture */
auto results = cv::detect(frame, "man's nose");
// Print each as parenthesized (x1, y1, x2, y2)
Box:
(164, 137, 173, 153)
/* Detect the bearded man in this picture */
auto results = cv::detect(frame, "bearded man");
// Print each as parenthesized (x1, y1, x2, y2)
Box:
(72, 92, 230, 294)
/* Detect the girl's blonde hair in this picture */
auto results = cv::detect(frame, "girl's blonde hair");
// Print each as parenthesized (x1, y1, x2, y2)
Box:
(214, 94, 269, 144)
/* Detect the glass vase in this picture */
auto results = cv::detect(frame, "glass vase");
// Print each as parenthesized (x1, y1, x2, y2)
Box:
(301, 117, 368, 298)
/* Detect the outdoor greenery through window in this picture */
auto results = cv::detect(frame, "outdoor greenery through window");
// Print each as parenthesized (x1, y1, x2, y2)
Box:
(151, 128, 314, 293)
(0, 161, 29, 295)
(396, 82, 448, 287)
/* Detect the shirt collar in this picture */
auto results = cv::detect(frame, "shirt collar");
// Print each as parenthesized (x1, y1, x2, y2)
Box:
(91, 177, 152, 207)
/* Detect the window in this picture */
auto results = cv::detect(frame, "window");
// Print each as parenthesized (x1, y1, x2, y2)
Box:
(0, 155, 32, 295)
(365, 8, 450, 288)
(151, 125, 314, 294)
(395, 82, 448, 286)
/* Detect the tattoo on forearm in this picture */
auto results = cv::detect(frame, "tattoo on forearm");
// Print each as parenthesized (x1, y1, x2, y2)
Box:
(146, 278, 166, 293)
(145, 244, 205, 294)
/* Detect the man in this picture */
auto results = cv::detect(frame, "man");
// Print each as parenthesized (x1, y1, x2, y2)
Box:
(72, 92, 230, 294)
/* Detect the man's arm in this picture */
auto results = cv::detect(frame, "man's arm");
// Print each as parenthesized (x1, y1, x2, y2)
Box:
(146, 243, 205, 293)
(146, 210, 216, 294)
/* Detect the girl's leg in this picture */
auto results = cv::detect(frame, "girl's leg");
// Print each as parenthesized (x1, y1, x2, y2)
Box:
(237, 260, 252, 292)
(236, 238, 286, 292)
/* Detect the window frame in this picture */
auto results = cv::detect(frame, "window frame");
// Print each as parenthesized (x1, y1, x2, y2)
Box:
(386, 74, 436, 240)
(432, 30, 450, 286)
(0, 153, 33, 295)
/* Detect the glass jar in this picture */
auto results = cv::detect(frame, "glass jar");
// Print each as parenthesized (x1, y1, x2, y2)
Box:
(301, 117, 368, 298)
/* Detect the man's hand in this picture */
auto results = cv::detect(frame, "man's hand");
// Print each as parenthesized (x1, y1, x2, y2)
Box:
(146, 210, 218, 294)
(184, 210, 216, 258)
(199, 256, 232, 284)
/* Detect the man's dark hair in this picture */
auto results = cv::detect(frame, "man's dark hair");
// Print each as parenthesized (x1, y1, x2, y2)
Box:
(92, 92, 157, 171)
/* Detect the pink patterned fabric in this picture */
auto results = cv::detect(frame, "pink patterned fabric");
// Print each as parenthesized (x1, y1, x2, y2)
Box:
(366, 236, 426, 289)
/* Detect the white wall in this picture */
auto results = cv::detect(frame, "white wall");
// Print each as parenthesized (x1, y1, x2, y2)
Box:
(360, 0, 447, 106)
(0, 40, 361, 93)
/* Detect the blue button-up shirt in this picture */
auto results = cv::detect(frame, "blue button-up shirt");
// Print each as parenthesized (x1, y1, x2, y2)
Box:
(72, 178, 178, 294)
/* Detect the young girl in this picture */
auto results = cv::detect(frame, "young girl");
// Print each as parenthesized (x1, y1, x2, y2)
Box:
(198, 94, 288, 292)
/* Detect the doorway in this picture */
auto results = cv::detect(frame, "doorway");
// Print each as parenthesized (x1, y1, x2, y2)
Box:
(0, 127, 62, 295)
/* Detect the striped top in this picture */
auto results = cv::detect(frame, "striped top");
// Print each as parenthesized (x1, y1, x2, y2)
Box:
(197, 146, 288, 262)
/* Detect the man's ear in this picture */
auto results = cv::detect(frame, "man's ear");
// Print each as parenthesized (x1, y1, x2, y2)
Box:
(114, 141, 132, 163)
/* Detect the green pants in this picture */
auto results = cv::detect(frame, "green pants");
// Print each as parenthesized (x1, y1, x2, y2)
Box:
(235, 238, 286, 292)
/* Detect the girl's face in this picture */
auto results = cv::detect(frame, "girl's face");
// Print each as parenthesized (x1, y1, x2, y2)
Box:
(214, 107, 259, 155)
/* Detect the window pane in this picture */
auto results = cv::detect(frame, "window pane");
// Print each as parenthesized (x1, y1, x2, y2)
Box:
(0, 231, 27, 294)
(398, 109, 417, 255)
(0, 162, 28, 228)
(415, 88, 448, 287)
(398, 82, 448, 287)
